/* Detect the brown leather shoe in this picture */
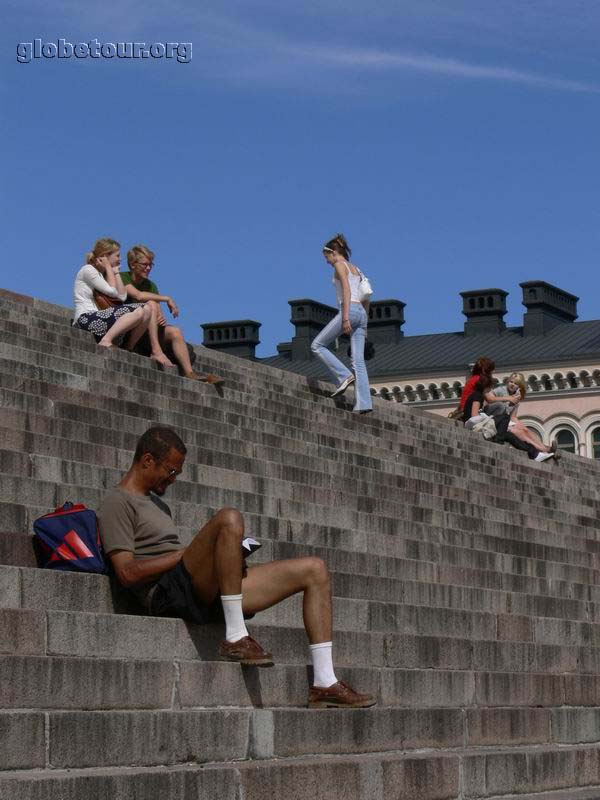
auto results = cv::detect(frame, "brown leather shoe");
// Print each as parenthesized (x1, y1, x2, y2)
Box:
(219, 635, 274, 666)
(308, 681, 376, 709)
(202, 373, 225, 385)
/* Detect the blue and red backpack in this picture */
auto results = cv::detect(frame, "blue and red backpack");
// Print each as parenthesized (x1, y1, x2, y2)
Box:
(33, 502, 108, 574)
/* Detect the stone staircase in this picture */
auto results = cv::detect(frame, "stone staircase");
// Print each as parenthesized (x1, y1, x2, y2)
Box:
(1, 287, 600, 799)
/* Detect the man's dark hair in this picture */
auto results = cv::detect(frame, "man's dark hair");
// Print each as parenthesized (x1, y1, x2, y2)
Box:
(133, 426, 187, 463)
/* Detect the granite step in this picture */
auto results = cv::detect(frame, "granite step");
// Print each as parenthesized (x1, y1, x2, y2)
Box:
(0, 345, 583, 482)
(8, 651, 598, 711)
(0, 401, 596, 527)
(0, 371, 589, 518)
(3, 289, 600, 799)
(3, 753, 600, 800)
(0, 343, 566, 467)
(0, 322, 596, 490)
(0, 458, 593, 563)
(4, 492, 600, 597)
(0, 325, 594, 489)
(6, 705, 600, 773)
(2, 468, 599, 579)
(8, 604, 600, 675)
(0, 304, 595, 473)
(5, 528, 600, 607)
(7, 565, 600, 647)
(0, 298, 597, 473)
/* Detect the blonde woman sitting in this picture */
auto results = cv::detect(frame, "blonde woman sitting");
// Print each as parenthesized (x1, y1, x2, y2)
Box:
(484, 372, 557, 456)
(73, 238, 151, 350)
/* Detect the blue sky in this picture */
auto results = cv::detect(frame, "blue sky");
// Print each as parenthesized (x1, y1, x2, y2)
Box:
(3, 1, 599, 356)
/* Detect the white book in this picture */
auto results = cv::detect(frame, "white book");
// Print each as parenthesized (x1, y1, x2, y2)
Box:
(242, 537, 261, 557)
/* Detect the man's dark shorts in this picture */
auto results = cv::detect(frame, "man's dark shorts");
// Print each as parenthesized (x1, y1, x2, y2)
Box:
(149, 560, 225, 625)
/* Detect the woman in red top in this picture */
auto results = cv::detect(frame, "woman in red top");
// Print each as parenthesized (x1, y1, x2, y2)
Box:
(459, 357, 496, 411)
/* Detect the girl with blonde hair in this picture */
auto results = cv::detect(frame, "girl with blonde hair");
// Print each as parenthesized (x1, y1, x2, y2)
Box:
(485, 371, 557, 457)
(72, 238, 152, 350)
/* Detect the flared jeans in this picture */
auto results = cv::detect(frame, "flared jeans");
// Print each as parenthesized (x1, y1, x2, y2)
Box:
(311, 304, 372, 412)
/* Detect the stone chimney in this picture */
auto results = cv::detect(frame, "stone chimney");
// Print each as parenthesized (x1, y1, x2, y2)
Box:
(520, 281, 578, 336)
(367, 300, 406, 344)
(289, 299, 337, 360)
(201, 320, 261, 359)
(460, 288, 508, 337)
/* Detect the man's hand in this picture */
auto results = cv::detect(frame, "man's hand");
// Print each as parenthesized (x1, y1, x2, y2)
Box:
(166, 297, 179, 318)
(157, 310, 168, 327)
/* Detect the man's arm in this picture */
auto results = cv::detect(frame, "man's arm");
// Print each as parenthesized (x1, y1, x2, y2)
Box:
(123, 284, 179, 318)
(109, 549, 184, 589)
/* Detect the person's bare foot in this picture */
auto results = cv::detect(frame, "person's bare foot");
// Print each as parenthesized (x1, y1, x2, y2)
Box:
(151, 353, 176, 369)
(98, 341, 116, 349)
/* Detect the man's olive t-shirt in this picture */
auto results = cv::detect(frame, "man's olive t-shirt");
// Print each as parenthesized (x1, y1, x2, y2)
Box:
(120, 271, 159, 295)
(98, 487, 181, 558)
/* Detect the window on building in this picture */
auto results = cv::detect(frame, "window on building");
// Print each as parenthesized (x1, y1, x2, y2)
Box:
(555, 429, 577, 454)
(592, 427, 600, 460)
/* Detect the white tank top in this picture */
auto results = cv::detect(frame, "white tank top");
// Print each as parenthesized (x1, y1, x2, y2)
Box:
(333, 263, 362, 306)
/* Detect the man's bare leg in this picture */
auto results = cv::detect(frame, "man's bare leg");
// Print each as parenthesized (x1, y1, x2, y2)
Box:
(163, 325, 194, 375)
(242, 556, 374, 706)
(147, 302, 175, 368)
(182, 507, 245, 601)
(163, 325, 224, 384)
(183, 514, 332, 642)
(182, 508, 272, 664)
(241, 557, 332, 643)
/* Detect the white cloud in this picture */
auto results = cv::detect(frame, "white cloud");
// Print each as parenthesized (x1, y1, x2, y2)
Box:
(285, 43, 599, 93)
(6, 0, 598, 94)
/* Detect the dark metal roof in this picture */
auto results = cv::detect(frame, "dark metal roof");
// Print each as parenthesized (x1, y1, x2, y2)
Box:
(260, 320, 600, 380)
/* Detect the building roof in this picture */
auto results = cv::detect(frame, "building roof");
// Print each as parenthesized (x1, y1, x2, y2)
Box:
(260, 319, 600, 380)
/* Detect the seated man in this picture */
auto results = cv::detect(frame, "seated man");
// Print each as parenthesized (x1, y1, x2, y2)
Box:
(98, 425, 374, 709)
(121, 245, 223, 384)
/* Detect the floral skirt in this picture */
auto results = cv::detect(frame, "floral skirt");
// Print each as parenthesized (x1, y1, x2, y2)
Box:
(75, 303, 145, 343)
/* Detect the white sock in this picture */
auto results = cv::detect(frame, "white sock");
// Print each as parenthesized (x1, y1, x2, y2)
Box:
(221, 594, 249, 643)
(309, 641, 338, 688)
